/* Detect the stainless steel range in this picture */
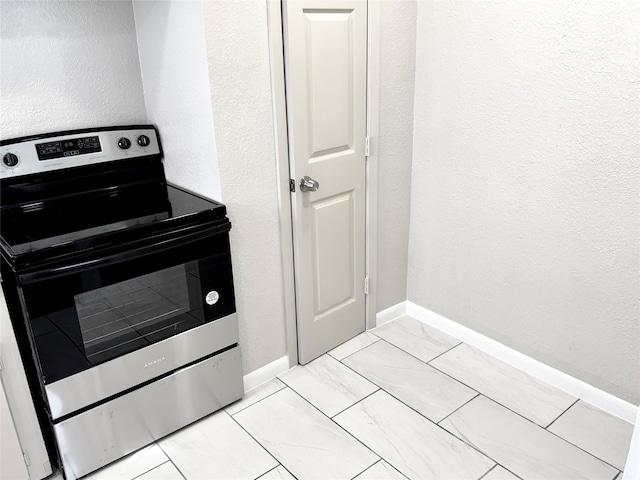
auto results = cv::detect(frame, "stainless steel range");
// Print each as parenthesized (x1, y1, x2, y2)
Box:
(0, 125, 243, 479)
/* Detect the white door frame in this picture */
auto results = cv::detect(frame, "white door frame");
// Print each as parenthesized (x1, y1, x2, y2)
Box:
(265, 0, 380, 367)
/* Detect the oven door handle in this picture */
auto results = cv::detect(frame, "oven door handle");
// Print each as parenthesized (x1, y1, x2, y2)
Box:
(18, 223, 230, 285)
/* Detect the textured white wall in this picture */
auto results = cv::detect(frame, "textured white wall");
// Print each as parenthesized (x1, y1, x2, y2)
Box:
(408, 0, 640, 403)
(376, 0, 416, 312)
(201, 0, 287, 374)
(132, 1, 222, 201)
(0, 0, 146, 139)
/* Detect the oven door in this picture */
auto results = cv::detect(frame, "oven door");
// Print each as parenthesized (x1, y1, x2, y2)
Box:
(17, 224, 237, 419)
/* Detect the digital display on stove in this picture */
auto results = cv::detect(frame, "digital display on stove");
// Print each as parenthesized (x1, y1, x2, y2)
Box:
(36, 136, 102, 161)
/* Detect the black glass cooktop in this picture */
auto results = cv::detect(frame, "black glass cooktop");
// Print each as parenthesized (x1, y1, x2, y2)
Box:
(0, 163, 227, 270)
(2, 182, 224, 248)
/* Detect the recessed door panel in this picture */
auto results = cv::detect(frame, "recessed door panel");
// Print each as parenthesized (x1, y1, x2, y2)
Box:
(304, 10, 354, 158)
(311, 191, 355, 318)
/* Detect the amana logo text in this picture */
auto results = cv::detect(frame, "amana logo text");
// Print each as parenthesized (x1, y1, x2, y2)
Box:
(143, 356, 166, 369)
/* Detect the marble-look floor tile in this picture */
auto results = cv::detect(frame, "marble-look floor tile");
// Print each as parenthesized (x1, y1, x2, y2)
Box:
(430, 343, 576, 426)
(158, 411, 277, 480)
(278, 354, 378, 417)
(548, 400, 634, 470)
(440, 396, 618, 480)
(84, 444, 168, 480)
(258, 466, 296, 480)
(481, 465, 520, 480)
(226, 378, 286, 415)
(135, 462, 183, 480)
(334, 390, 494, 480)
(329, 332, 380, 360)
(234, 388, 378, 479)
(343, 340, 477, 422)
(353, 460, 408, 480)
(371, 316, 461, 362)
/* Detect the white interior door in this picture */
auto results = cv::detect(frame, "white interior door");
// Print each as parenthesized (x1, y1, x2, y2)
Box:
(283, 0, 367, 363)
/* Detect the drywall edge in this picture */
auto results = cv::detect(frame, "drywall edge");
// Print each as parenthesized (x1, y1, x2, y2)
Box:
(265, 0, 298, 367)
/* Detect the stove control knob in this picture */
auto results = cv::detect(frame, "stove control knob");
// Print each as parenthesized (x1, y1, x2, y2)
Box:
(137, 135, 150, 147)
(117, 137, 131, 150)
(3, 153, 19, 167)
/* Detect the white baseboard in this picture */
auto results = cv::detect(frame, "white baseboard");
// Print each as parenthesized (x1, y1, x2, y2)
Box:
(375, 301, 407, 327)
(243, 355, 290, 392)
(402, 301, 638, 424)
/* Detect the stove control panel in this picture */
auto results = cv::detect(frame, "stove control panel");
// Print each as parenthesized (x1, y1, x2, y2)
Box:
(0, 126, 161, 178)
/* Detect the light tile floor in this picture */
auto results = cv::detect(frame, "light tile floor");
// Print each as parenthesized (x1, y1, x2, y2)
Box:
(77, 315, 634, 480)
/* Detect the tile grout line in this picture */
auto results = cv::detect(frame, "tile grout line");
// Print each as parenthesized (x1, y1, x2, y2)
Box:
(364, 460, 409, 480)
(475, 463, 524, 480)
(349, 458, 382, 480)
(251, 360, 446, 478)
(340, 356, 472, 425)
(226, 407, 299, 480)
(334, 335, 381, 363)
(336, 345, 481, 429)
(544, 397, 580, 429)
(407, 318, 607, 442)
(230, 368, 382, 478)
(336, 349, 505, 467)
(337, 356, 429, 414)
(502, 466, 525, 480)
(539, 398, 628, 471)
(476, 464, 498, 480)
(431, 396, 521, 479)
(427, 359, 572, 430)
(331, 360, 503, 475)
(279, 386, 382, 470)
(128, 459, 171, 480)
(330, 387, 381, 419)
(154, 442, 189, 480)
(437, 392, 481, 426)
(424, 340, 465, 364)
(277, 353, 380, 416)
(544, 422, 626, 471)
(370, 332, 463, 367)
(444, 393, 624, 475)
(337, 337, 474, 404)
(227, 381, 287, 416)
(254, 464, 283, 480)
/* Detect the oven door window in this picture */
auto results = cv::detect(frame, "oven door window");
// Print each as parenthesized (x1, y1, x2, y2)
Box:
(75, 264, 195, 364)
(23, 233, 235, 384)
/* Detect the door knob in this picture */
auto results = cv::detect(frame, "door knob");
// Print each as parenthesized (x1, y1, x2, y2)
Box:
(300, 176, 320, 192)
